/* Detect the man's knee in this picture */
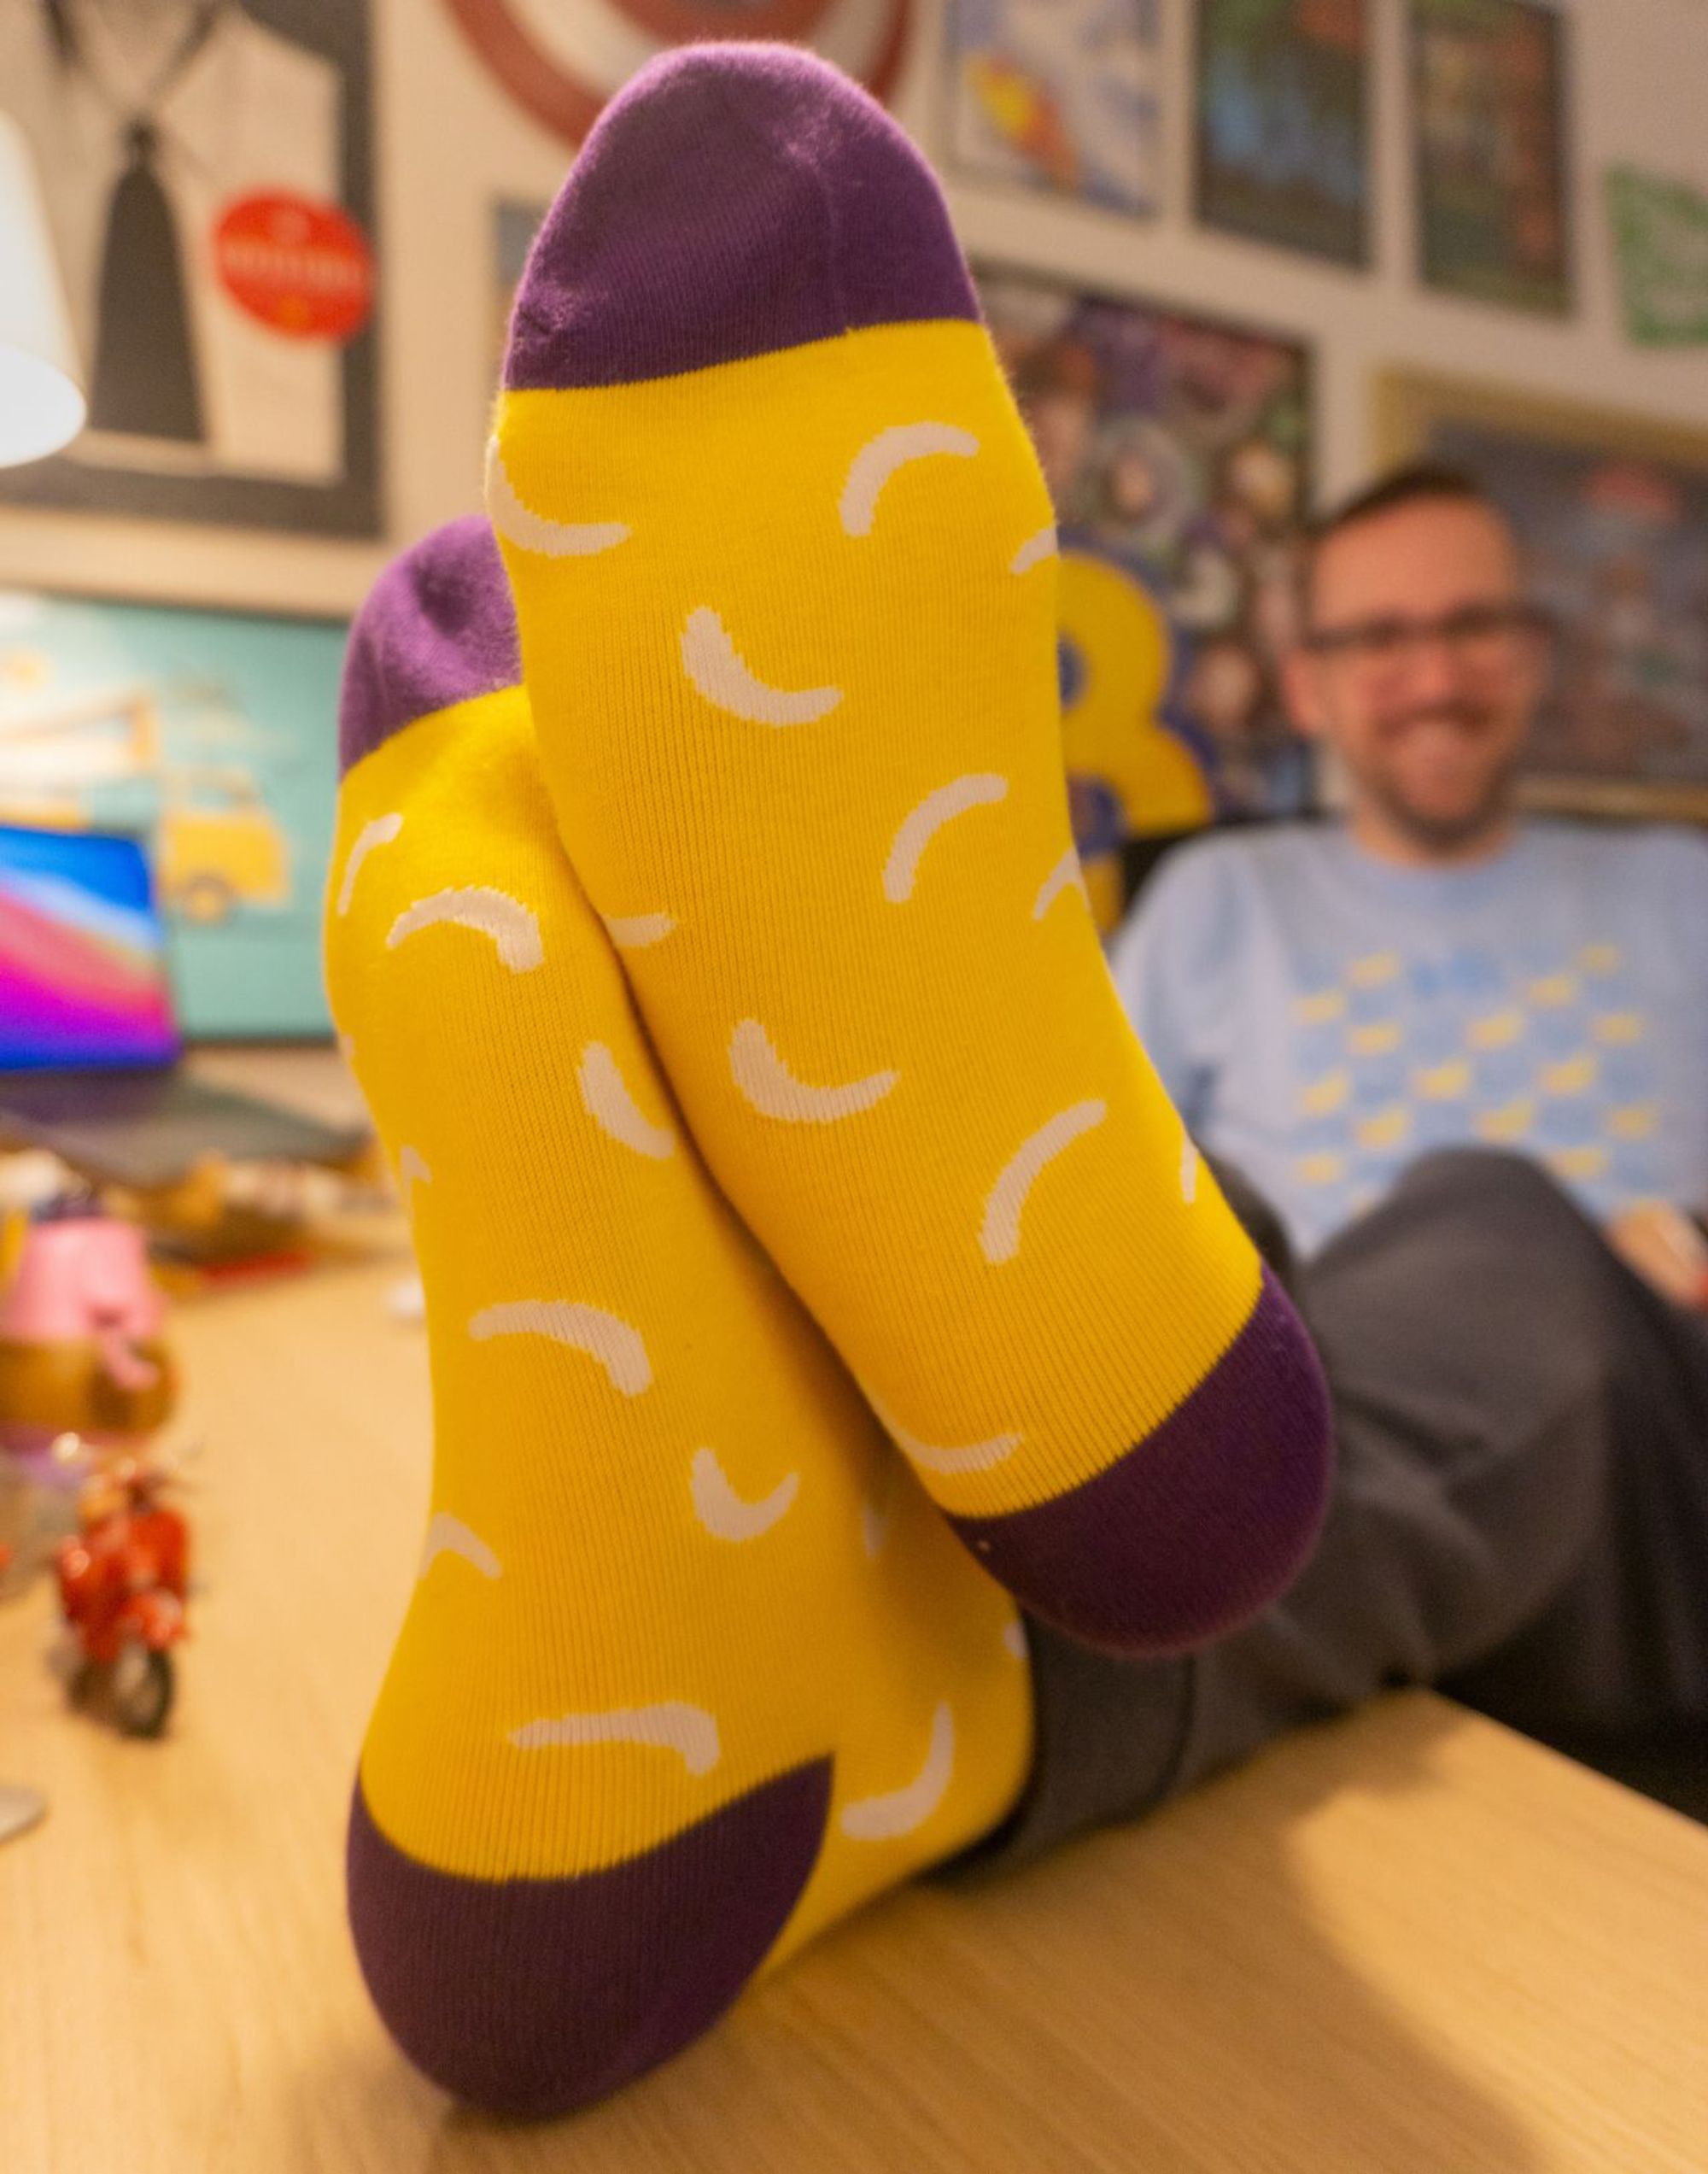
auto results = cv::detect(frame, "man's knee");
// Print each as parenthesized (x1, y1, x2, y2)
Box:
(1323, 1146, 1611, 1299)
(1305, 1143, 1621, 1425)
(1395, 1146, 1592, 1229)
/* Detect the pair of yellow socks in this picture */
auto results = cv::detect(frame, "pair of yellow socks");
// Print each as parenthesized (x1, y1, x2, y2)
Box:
(330, 43, 1328, 2120)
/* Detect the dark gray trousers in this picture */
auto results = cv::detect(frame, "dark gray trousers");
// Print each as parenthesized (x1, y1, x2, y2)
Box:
(972, 1148, 1708, 1871)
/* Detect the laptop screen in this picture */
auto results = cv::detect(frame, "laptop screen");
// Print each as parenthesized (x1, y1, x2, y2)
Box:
(0, 823, 180, 1072)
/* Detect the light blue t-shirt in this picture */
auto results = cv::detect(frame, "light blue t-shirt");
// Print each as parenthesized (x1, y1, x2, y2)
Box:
(1111, 820, 1708, 1257)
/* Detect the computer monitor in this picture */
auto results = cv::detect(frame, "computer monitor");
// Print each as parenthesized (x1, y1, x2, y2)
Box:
(0, 822, 181, 1072)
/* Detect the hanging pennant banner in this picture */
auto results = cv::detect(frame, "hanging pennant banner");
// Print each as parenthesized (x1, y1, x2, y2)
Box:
(445, 0, 913, 144)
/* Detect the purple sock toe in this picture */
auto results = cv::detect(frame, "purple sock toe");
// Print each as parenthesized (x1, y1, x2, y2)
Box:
(505, 43, 977, 393)
(951, 1272, 1333, 1657)
(348, 1757, 833, 2118)
(339, 516, 520, 776)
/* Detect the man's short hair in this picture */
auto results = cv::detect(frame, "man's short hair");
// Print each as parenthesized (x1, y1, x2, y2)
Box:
(1304, 464, 1512, 613)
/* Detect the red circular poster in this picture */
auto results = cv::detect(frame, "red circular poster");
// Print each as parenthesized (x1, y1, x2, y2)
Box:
(445, 0, 912, 146)
(213, 194, 375, 343)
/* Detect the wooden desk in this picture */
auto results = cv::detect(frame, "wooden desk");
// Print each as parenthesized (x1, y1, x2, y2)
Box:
(3, 1058, 1706, 2171)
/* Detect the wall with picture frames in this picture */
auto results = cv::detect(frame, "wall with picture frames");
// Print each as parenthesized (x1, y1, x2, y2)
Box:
(936, 0, 1708, 483)
(920, 0, 1708, 845)
(0, 0, 1705, 615)
(4, 0, 1704, 1032)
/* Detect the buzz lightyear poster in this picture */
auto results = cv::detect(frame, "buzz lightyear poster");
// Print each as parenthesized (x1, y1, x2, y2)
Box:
(979, 262, 1317, 906)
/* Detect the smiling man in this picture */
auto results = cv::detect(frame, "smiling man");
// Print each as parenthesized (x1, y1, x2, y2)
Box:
(1082, 464, 1708, 1831)
(1114, 465, 1708, 1283)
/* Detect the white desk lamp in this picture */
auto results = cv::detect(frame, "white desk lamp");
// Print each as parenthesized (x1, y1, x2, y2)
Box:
(0, 109, 85, 466)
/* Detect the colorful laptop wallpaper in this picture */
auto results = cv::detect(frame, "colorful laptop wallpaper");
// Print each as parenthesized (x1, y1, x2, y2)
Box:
(0, 824, 178, 1073)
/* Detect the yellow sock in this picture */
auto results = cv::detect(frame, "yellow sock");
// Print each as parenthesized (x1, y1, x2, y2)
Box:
(329, 518, 1031, 2117)
(492, 44, 1331, 1653)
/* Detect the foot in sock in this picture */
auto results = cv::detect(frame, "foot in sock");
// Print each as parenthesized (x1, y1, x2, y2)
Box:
(491, 44, 1332, 1653)
(329, 518, 1032, 2118)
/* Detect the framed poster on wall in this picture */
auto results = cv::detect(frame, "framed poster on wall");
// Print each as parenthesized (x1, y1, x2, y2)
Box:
(491, 199, 548, 394)
(1194, 0, 1372, 267)
(0, 585, 346, 1036)
(979, 266, 1315, 921)
(947, 0, 1164, 217)
(1408, 0, 1573, 316)
(0, 1, 380, 537)
(1606, 167, 1708, 349)
(1379, 370, 1708, 824)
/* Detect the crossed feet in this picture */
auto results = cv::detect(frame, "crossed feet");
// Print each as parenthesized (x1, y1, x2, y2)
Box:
(327, 43, 1331, 2121)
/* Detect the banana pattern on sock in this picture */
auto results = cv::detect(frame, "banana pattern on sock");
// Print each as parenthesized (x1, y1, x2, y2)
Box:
(494, 43, 1331, 1652)
(329, 518, 1031, 2118)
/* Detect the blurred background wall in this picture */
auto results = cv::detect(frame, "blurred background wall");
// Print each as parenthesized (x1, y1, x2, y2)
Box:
(0, 0, 1704, 617)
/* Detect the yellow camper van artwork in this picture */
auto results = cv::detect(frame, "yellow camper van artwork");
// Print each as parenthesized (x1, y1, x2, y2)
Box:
(0, 681, 291, 923)
(158, 768, 291, 923)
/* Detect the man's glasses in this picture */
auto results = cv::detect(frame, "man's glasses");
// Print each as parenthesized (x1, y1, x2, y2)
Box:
(1301, 601, 1554, 679)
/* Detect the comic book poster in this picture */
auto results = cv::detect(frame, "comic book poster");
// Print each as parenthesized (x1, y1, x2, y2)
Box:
(979, 267, 1315, 923)
(1383, 372, 1708, 824)
(1606, 167, 1708, 349)
(0, 1, 379, 536)
(948, 0, 1162, 216)
(1409, 0, 1572, 316)
(1194, 0, 1371, 267)
(0, 588, 344, 1035)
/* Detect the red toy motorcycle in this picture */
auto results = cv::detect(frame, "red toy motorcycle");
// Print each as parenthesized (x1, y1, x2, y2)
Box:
(55, 1457, 189, 1737)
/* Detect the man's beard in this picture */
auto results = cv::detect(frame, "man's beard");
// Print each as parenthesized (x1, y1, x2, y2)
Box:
(1355, 704, 1523, 857)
